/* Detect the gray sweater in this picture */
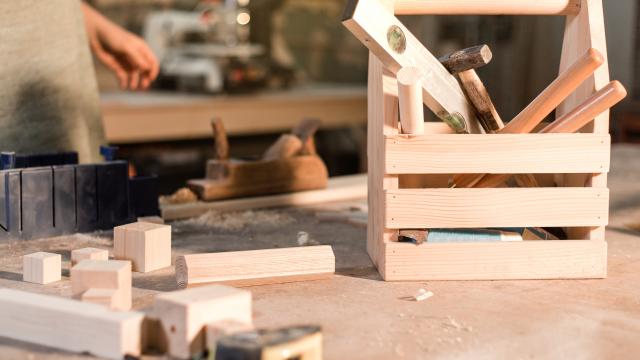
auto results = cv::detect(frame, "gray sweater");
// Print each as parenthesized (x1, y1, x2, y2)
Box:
(0, 0, 105, 163)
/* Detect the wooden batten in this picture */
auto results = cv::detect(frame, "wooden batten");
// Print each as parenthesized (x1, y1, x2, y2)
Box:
(175, 246, 335, 289)
(385, 134, 610, 174)
(381, 240, 607, 280)
(385, 188, 609, 229)
(393, 0, 581, 16)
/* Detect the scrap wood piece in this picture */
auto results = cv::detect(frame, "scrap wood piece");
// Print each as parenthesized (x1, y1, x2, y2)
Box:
(0, 288, 144, 360)
(175, 245, 335, 289)
(159, 187, 198, 206)
(162, 174, 367, 221)
(152, 285, 252, 359)
(342, 0, 481, 134)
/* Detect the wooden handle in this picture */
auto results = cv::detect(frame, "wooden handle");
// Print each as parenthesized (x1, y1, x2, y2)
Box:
(394, 0, 580, 16)
(458, 70, 504, 133)
(540, 81, 627, 133)
(211, 118, 229, 161)
(397, 66, 425, 135)
(500, 48, 604, 134)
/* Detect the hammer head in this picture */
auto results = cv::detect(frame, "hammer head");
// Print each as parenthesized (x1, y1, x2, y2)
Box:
(439, 44, 493, 74)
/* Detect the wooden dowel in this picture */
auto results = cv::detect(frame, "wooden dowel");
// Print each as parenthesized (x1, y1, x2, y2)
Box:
(394, 0, 580, 16)
(175, 246, 335, 288)
(474, 81, 626, 189)
(397, 66, 425, 135)
(540, 81, 627, 134)
(500, 48, 604, 134)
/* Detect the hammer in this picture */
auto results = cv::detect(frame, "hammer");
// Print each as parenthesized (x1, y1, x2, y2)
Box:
(440, 45, 503, 133)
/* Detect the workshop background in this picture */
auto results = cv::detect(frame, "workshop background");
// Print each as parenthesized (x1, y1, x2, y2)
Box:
(91, 0, 638, 194)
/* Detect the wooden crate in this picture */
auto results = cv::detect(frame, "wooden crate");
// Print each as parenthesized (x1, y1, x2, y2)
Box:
(347, 0, 610, 280)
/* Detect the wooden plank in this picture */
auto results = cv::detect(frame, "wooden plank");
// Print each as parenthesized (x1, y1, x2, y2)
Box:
(100, 88, 366, 144)
(385, 188, 608, 228)
(0, 288, 144, 359)
(394, 0, 581, 15)
(558, 0, 610, 241)
(343, 0, 482, 134)
(367, 43, 400, 268)
(161, 174, 367, 221)
(175, 246, 335, 289)
(382, 240, 606, 280)
(385, 134, 610, 174)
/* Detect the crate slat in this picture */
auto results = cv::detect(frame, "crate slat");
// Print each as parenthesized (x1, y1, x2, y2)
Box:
(385, 188, 608, 228)
(385, 134, 610, 174)
(382, 240, 607, 280)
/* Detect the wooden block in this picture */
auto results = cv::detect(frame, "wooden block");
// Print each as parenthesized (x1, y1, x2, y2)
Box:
(175, 246, 335, 289)
(23, 252, 61, 284)
(71, 260, 132, 311)
(206, 320, 254, 355)
(0, 288, 144, 359)
(381, 240, 607, 280)
(71, 247, 109, 266)
(80, 288, 118, 308)
(393, 0, 581, 15)
(114, 221, 172, 273)
(153, 285, 252, 359)
(385, 188, 609, 229)
(138, 216, 165, 224)
(385, 134, 610, 174)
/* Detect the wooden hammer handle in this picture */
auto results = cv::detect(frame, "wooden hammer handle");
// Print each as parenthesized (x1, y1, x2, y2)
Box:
(540, 81, 627, 133)
(500, 48, 604, 134)
(473, 81, 626, 188)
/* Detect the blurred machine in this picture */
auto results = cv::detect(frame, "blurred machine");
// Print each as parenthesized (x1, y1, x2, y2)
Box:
(144, 0, 291, 93)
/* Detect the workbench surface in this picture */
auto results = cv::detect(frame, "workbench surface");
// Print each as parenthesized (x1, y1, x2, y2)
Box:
(0, 145, 639, 359)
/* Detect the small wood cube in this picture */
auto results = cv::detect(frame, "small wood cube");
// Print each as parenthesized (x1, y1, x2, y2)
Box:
(80, 288, 118, 309)
(23, 252, 61, 284)
(71, 260, 131, 311)
(114, 222, 171, 273)
(153, 285, 252, 359)
(71, 247, 109, 266)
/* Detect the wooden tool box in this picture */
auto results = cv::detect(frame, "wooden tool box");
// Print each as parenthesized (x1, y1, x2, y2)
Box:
(344, 0, 610, 280)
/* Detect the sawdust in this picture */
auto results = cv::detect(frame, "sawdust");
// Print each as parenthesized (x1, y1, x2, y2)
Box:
(180, 209, 295, 231)
(159, 187, 198, 205)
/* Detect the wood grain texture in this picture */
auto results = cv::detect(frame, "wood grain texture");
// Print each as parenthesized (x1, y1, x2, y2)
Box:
(397, 66, 425, 135)
(162, 174, 367, 221)
(114, 222, 172, 273)
(0, 288, 144, 359)
(175, 246, 335, 289)
(394, 0, 581, 15)
(385, 134, 610, 174)
(439, 45, 493, 74)
(457, 70, 504, 132)
(385, 188, 608, 228)
(381, 240, 606, 280)
(367, 46, 400, 268)
(343, 0, 481, 134)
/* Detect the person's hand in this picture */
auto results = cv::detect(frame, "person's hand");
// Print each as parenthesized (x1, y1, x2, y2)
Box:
(82, 4, 159, 90)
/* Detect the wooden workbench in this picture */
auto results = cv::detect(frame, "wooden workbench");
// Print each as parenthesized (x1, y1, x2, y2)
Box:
(0, 145, 639, 359)
(100, 85, 366, 144)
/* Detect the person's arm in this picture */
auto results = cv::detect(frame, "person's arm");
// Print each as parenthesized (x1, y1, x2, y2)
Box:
(81, 3, 159, 90)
